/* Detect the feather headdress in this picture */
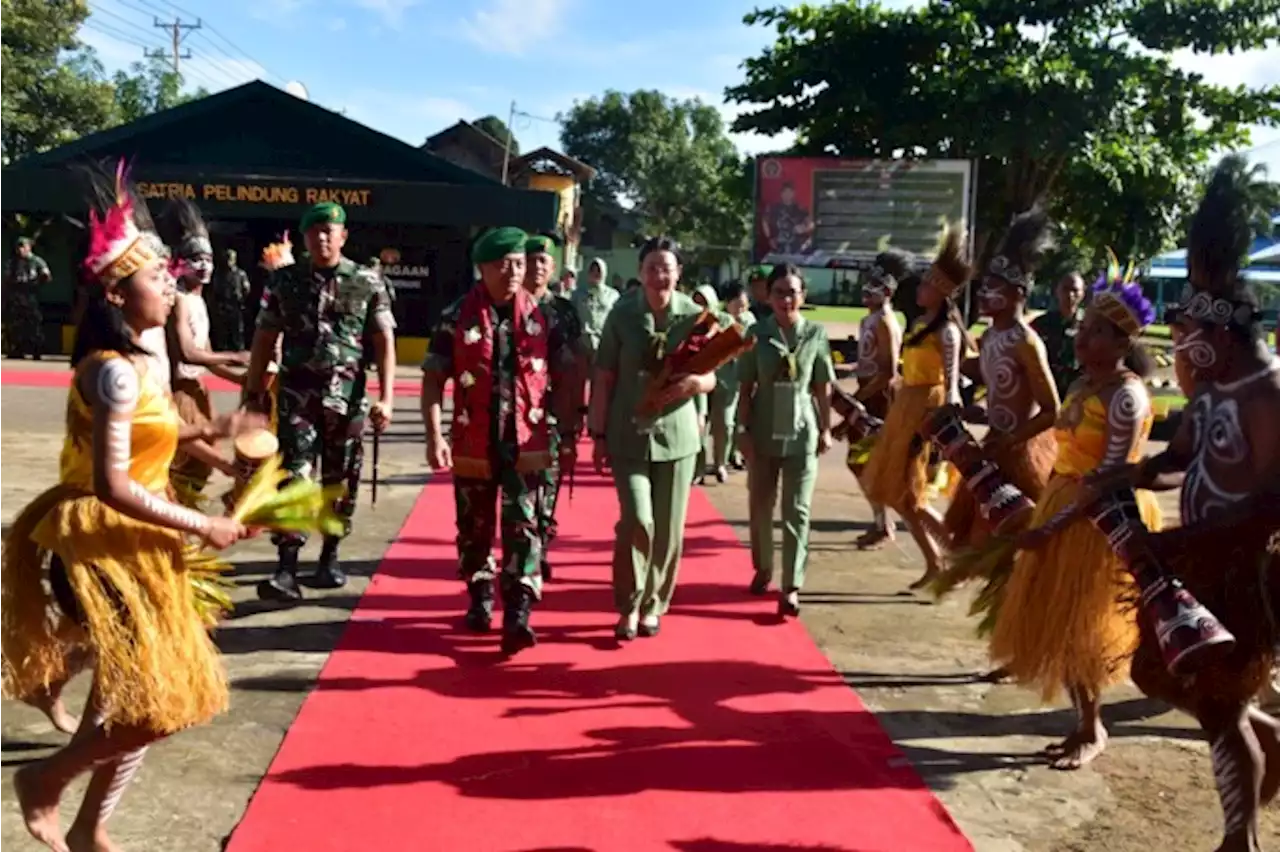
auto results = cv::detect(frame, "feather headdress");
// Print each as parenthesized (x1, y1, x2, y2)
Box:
(83, 159, 161, 287)
(1090, 248, 1155, 337)
(924, 221, 973, 298)
(866, 244, 916, 293)
(261, 233, 296, 271)
(159, 198, 212, 260)
(1182, 155, 1263, 329)
(986, 206, 1054, 290)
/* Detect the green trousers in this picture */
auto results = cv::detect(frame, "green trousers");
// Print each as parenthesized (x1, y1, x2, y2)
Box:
(610, 454, 698, 617)
(702, 387, 738, 470)
(748, 452, 819, 592)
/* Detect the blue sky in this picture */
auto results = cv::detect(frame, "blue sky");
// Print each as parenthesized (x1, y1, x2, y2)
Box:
(78, 0, 1279, 174)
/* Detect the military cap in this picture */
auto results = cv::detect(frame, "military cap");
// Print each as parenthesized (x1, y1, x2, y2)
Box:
(300, 202, 346, 232)
(16, 237, 33, 248)
(525, 234, 555, 254)
(472, 226, 529, 264)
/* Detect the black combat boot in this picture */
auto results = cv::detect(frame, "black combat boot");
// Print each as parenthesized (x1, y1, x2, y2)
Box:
(312, 536, 347, 589)
(258, 544, 303, 603)
(500, 585, 537, 655)
(464, 579, 494, 633)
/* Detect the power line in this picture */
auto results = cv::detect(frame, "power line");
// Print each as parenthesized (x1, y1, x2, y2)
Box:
(146, 16, 200, 74)
(141, 0, 290, 86)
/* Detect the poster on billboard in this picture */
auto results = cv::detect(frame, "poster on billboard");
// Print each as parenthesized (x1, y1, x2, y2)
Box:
(753, 157, 974, 269)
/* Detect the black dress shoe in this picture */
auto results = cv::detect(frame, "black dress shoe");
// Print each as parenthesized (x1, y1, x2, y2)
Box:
(749, 575, 770, 596)
(638, 617, 661, 638)
(464, 580, 494, 633)
(778, 592, 801, 618)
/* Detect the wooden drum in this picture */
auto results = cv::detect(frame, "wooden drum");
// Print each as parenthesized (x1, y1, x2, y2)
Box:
(223, 428, 278, 511)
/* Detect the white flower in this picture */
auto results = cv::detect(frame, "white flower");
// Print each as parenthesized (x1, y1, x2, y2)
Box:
(530, 357, 545, 373)
(460, 371, 476, 388)
(463, 327, 482, 345)
(525, 319, 542, 336)
(529, 407, 544, 424)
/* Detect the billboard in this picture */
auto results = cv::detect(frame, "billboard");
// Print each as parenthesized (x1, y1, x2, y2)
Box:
(753, 157, 974, 269)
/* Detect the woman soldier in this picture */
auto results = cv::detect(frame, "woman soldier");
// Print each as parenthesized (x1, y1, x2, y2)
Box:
(736, 264, 836, 616)
(2, 163, 250, 852)
(860, 223, 975, 589)
(988, 271, 1162, 770)
(589, 237, 718, 640)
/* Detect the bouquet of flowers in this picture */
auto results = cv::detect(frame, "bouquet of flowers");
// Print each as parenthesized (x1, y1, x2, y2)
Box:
(636, 309, 755, 417)
(261, 233, 295, 271)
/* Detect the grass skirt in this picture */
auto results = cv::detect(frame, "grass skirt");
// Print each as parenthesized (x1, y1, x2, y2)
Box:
(860, 384, 945, 514)
(943, 429, 1058, 551)
(988, 474, 1162, 702)
(1, 485, 229, 734)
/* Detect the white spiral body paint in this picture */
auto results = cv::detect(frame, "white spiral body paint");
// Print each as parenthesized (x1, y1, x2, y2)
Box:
(1100, 379, 1149, 470)
(1210, 734, 1250, 835)
(980, 324, 1025, 435)
(99, 746, 149, 823)
(1173, 328, 1218, 371)
(939, 322, 962, 405)
(97, 358, 210, 537)
(856, 310, 883, 379)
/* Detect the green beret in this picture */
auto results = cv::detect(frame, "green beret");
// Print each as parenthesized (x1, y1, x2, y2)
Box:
(16, 237, 33, 248)
(472, 226, 529, 264)
(300, 202, 346, 232)
(525, 235, 555, 255)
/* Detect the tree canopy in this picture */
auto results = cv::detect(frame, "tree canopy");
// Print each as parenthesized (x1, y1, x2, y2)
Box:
(473, 114, 519, 155)
(725, 0, 1280, 268)
(559, 90, 752, 262)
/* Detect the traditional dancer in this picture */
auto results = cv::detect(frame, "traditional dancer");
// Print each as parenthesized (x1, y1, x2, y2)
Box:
(2, 164, 247, 852)
(988, 270, 1161, 770)
(523, 233, 586, 582)
(247, 202, 396, 603)
(849, 248, 910, 549)
(736, 264, 835, 616)
(423, 227, 577, 654)
(946, 208, 1060, 552)
(589, 237, 716, 640)
(1096, 160, 1280, 850)
(860, 223, 975, 588)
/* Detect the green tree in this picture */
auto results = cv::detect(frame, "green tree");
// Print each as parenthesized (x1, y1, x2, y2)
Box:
(726, 1, 1280, 267)
(473, 114, 519, 155)
(111, 56, 208, 124)
(1, 0, 117, 163)
(559, 90, 752, 262)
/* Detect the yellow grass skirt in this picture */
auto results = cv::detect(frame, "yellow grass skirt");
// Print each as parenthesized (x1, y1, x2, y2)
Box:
(860, 383, 947, 514)
(988, 474, 1162, 702)
(1, 485, 229, 734)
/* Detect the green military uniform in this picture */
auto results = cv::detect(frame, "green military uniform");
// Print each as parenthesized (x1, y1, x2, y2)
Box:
(569, 260, 619, 366)
(3, 240, 49, 359)
(737, 315, 835, 599)
(1030, 308, 1082, 397)
(597, 288, 705, 622)
(256, 203, 395, 558)
(208, 251, 250, 351)
(690, 285, 756, 476)
(526, 236, 585, 575)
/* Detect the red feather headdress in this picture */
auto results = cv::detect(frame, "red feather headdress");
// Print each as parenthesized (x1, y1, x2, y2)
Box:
(83, 160, 161, 287)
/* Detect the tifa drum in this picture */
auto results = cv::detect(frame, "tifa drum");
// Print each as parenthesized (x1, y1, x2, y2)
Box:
(919, 405, 1034, 535)
(223, 428, 278, 511)
(830, 387, 884, 444)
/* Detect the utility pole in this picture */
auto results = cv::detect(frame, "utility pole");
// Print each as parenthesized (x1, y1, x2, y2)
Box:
(146, 17, 201, 74)
(500, 100, 516, 186)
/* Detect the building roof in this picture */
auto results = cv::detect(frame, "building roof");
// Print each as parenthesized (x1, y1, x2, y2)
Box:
(423, 120, 509, 155)
(512, 147, 597, 181)
(10, 80, 498, 187)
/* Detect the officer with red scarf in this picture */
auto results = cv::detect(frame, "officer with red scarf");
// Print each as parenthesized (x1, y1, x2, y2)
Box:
(421, 227, 577, 654)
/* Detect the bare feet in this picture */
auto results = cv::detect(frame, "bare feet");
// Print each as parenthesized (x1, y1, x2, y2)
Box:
(26, 690, 80, 736)
(14, 765, 69, 852)
(980, 666, 1012, 684)
(1050, 723, 1108, 770)
(1039, 732, 1075, 758)
(67, 823, 121, 852)
(908, 568, 939, 592)
(856, 529, 893, 551)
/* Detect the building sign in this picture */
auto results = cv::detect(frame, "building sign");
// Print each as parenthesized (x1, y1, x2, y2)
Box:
(378, 246, 432, 292)
(135, 181, 372, 207)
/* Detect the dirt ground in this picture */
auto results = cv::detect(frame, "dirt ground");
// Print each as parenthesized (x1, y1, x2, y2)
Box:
(1, 357, 1275, 851)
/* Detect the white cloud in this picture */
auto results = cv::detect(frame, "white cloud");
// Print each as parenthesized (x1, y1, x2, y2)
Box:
(460, 0, 570, 57)
(350, 0, 420, 27)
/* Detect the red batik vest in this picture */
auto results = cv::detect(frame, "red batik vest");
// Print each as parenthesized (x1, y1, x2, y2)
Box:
(451, 285, 552, 479)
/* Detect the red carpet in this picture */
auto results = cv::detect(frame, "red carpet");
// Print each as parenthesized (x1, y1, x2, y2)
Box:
(225, 459, 972, 852)
(0, 368, 418, 396)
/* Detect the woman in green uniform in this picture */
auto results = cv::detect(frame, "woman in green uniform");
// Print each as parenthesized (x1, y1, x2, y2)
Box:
(736, 264, 835, 616)
(589, 237, 717, 640)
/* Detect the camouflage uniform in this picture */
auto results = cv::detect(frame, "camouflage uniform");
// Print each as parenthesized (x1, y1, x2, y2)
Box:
(207, 258, 250, 351)
(536, 292, 585, 562)
(257, 256, 395, 548)
(423, 295, 572, 596)
(3, 251, 49, 358)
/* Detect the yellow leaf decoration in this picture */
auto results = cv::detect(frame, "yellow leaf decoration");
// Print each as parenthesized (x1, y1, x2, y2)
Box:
(231, 455, 346, 539)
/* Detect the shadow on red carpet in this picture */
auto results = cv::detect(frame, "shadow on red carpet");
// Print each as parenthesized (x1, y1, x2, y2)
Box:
(224, 459, 972, 852)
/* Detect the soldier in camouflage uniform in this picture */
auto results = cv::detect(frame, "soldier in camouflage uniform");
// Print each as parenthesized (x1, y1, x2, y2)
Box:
(247, 202, 397, 603)
(523, 234, 586, 582)
(3, 237, 51, 359)
(422, 227, 577, 655)
(207, 248, 250, 351)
